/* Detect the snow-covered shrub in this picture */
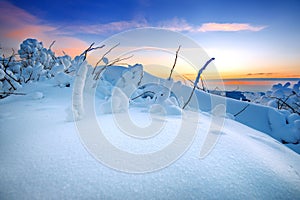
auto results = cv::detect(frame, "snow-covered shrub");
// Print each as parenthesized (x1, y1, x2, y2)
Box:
(0, 38, 84, 98)
(243, 81, 300, 145)
(18, 38, 58, 82)
(18, 38, 56, 70)
(244, 81, 300, 115)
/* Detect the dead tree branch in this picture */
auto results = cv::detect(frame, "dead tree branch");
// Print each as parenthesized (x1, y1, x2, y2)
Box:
(80, 43, 105, 61)
(279, 92, 296, 110)
(107, 54, 133, 66)
(270, 96, 300, 115)
(49, 40, 56, 50)
(183, 58, 215, 109)
(183, 75, 201, 90)
(234, 104, 250, 117)
(0, 92, 26, 95)
(92, 43, 120, 74)
(93, 54, 133, 81)
(168, 45, 181, 80)
(130, 91, 156, 101)
(4, 77, 16, 90)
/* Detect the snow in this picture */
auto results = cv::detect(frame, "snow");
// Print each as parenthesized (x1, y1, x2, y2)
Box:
(0, 69, 5, 80)
(29, 91, 44, 100)
(0, 36, 299, 198)
(1, 66, 300, 199)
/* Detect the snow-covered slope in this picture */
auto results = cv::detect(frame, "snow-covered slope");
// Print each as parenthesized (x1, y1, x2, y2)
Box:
(1, 73, 300, 199)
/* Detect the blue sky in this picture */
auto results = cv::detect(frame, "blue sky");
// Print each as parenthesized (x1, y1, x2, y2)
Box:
(0, 0, 299, 78)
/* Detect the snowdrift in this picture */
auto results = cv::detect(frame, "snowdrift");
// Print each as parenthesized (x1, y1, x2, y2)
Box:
(1, 78, 300, 199)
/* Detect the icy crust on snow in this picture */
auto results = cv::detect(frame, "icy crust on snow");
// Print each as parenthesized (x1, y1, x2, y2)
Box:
(1, 80, 300, 199)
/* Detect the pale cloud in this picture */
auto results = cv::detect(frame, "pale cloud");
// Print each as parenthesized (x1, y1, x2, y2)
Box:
(157, 18, 194, 32)
(62, 19, 148, 35)
(198, 23, 266, 32)
(0, 0, 266, 58)
(157, 18, 266, 33)
(59, 18, 266, 36)
(0, 1, 89, 57)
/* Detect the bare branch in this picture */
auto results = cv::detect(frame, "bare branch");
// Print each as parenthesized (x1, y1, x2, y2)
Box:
(270, 96, 300, 114)
(0, 92, 26, 95)
(80, 43, 105, 61)
(130, 91, 155, 101)
(93, 43, 120, 74)
(183, 75, 201, 90)
(107, 54, 133, 66)
(168, 45, 181, 80)
(279, 92, 296, 109)
(49, 40, 56, 50)
(24, 71, 33, 83)
(234, 104, 250, 117)
(183, 58, 215, 109)
(93, 53, 133, 81)
(4, 77, 16, 90)
(182, 86, 196, 109)
(3, 69, 19, 83)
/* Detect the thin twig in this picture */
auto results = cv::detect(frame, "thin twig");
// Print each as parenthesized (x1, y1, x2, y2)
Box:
(80, 43, 105, 61)
(234, 104, 250, 117)
(168, 45, 181, 80)
(137, 69, 143, 86)
(182, 86, 196, 109)
(93, 43, 120, 74)
(4, 77, 16, 90)
(131, 91, 155, 101)
(279, 92, 295, 109)
(93, 54, 133, 80)
(183, 75, 200, 89)
(183, 58, 215, 109)
(3, 68, 19, 83)
(49, 40, 56, 50)
(270, 96, 300, 114)
(0, 92, 26, 95)
(107, 55, 133, 66)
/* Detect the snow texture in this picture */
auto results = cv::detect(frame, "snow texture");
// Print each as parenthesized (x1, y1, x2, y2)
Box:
(1, 78, 300, 199)
(1, 38, 300, 199)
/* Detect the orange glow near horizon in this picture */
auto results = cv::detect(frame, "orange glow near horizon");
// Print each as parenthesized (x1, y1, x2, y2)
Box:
(209, 80, 273, 86)
(178, 71, 299, 81)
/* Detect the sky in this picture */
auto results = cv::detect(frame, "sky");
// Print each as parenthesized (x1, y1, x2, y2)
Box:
(0, 0, 299, 79)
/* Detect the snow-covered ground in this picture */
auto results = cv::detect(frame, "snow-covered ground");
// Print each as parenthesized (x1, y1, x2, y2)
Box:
(1, 67, 300, 199)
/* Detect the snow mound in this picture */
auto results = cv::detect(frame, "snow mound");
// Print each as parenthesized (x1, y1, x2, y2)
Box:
(1, 79, 300, 199)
